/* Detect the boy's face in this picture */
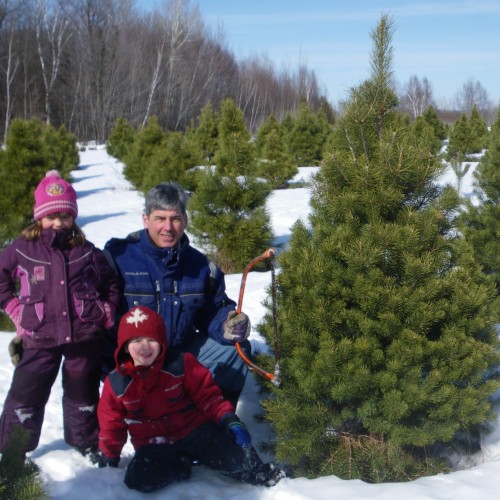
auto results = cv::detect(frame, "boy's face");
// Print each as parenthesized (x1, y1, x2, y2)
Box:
(125, 337, 161, 366)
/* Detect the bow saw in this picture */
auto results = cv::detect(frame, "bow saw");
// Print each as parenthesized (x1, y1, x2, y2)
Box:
(235, 248, 282, 387)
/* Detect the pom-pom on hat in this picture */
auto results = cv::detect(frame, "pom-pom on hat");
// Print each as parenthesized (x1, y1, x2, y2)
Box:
(33, 170, 78, 220)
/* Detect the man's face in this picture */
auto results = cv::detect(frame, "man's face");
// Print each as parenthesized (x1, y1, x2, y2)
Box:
(143, 208, 187, 248)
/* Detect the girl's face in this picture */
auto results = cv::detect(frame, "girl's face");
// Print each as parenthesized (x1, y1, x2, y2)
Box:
(126, 337, 161, 366)
(40, 212, 74, 230)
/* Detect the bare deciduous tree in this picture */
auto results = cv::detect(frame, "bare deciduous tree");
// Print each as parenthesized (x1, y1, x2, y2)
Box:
(455, 78, 490, 115)
(35, 0, 70, 125)
(2, 29, 19, 142)
(402, 75, 433, 119)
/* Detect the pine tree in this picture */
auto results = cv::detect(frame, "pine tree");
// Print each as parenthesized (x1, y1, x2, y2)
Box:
(189, 99, 273, 273)
(285, 101, 331, 166)
(123, 117, 165, 191)
(194, 103, 219, 162)
(0, 119, 78, 245)
(107, 117, 135, 161)
(141, 130, 201, 193)
(410, 115, 442, 155)
(43, 125, 79, 180)
(448, 113, 472, 160)
(259, 14, 500, 483)
(0, 426, 48, 499)
(422, 105, 447, 142)
(459, 108, 500, 292)
(214, 98, 254, 176)
(468, 105, 488, 153)
(254, 115, 297, 188)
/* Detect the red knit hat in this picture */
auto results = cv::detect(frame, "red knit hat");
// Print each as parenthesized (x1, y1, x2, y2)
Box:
(116, 306, 167, 365)
(33, 170, 78, 220)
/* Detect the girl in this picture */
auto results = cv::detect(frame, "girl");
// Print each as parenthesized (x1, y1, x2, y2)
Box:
(0, 170, 121, 461)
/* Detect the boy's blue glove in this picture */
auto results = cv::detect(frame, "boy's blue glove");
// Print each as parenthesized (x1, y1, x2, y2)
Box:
(221, 413, 251, 447)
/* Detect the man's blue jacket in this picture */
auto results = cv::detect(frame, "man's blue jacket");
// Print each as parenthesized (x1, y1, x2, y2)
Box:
(104, 230, 236, 349)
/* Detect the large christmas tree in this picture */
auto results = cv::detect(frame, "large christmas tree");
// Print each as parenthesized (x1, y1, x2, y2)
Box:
(260, 15, 500, 482)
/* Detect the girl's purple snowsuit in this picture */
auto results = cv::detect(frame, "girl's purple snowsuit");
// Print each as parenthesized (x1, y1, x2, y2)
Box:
(0, 229, 121, 453)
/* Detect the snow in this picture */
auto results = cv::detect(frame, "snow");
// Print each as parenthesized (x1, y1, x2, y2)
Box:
(1, 146, 499, 499)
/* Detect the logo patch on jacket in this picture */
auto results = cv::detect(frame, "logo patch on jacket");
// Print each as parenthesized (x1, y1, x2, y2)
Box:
(32, 266, 45, 283)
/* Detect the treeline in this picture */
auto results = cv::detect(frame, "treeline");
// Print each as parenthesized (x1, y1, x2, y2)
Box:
(0, 0, 327, 143)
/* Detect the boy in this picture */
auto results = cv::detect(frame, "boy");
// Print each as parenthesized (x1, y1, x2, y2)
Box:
(97, 306, 284, 493)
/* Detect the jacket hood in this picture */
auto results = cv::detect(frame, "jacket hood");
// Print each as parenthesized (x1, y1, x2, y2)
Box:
(115, 306, 167, 371)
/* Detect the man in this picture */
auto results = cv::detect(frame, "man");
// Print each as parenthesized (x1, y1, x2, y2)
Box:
(103, 182, 251, 405)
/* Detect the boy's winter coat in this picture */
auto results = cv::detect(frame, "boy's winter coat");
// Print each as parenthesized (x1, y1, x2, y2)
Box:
(97, 306, 234, 459)
(104, 231, 236, 349)
(0, 229, 120, 349)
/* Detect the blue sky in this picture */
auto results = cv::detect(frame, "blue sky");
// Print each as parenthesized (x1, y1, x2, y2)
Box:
(140, 0, 500, 107)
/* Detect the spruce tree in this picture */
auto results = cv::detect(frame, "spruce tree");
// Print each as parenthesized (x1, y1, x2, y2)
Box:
(189, 99, 273, 273)
(459, 108, 500, 292)
(259, 14, 500, 482)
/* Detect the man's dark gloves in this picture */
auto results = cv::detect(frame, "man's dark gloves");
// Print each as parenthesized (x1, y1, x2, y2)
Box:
(223, 310, 251, 343)
(8, 336, 23, 366)
(221, 412, 251, 447)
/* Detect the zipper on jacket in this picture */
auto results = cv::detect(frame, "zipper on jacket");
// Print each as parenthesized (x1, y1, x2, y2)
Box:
(155, 280, 161, 313)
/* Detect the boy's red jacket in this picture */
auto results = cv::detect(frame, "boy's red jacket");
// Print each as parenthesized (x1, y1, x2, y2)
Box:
(97, 307, 234, 459)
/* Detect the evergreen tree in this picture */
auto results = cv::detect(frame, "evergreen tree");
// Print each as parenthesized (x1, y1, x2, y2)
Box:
(123, 117, 165, 191)
(468, 105, 488, 153)
(259, 15, 500, 483)
(285, 102, 331, 166)
(214, 98, 254, 176)
(253, 114, 279, 158)
(43, 125, 79, 179)
(422, 105, 446, 141)
(459, 108, 500, 292)
(141, 130, 201, 193)
(189, 99, 273, 273)
(410, 115, 442, 154)
(254, 115, 297, 188)
(0, 426, 48, 499)
(107, 117, 135, 161)
(448, 113, 472, 160)
(0, 119, 78, 245)
(194, 103, 219, 162)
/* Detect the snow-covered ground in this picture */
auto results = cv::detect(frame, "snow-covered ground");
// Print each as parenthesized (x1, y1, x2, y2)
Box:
(1, 146, 499, 499)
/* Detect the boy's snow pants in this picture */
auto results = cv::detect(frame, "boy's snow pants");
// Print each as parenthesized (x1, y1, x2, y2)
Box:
(124, 421, 275, 493)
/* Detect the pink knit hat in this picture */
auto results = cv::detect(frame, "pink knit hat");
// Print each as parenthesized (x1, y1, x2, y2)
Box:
(33, 170, 78, 220)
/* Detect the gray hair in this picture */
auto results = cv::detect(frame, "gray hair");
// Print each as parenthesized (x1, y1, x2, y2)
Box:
(144, 182, 189, 216)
